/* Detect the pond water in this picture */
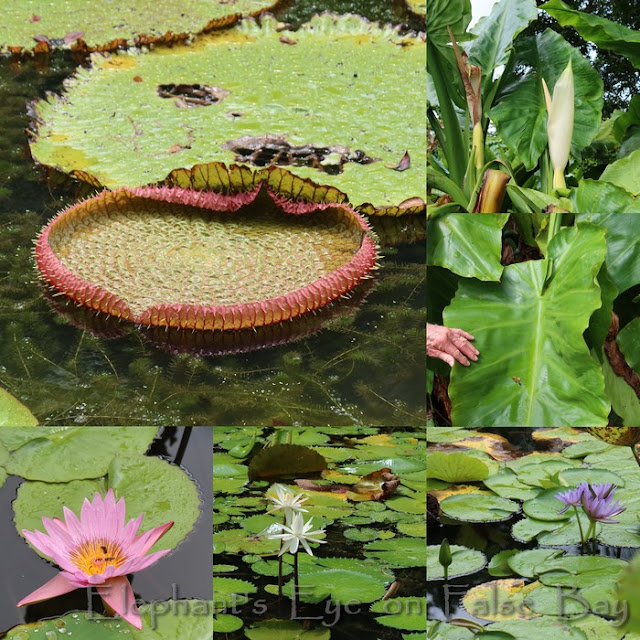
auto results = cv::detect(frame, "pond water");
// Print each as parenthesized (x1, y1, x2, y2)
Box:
(0, 0, 426, 426)
(0, 426, 212, 636)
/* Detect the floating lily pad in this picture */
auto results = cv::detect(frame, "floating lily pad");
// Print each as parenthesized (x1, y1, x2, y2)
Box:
(370, 597, 427, 631)
(522, 488, 573, 522)
(462, 579, 538, 621)
(507, 549, 565, 578)
(15, 454, 200, 554)
(213, 613, 244, 633)
(439, 494, 520, 523)
(248, 444, 328, 481)
(557, 468, 625, 487)
(536, 556, 628, 589)
(36, 169, 378, 331)
(0, 1, 279, 53)
(366, 536, 427, 568)
(483, 469, 541, 501)
(426, 544, 486, 581)
(523, 584, 587, 617)
(485, 617, 588, 639)
(244, 620, 331, 640)
(5, 600, 212, 638)
(3, 426, 157, 482)
(426, 451, 489, 482)
(30, 14, 426, 214)
(213, 577, 257, 608)
(426, 621, 474, 639)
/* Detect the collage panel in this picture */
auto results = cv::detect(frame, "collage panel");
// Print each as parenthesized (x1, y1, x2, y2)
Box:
(427, 0, 639, 428)
(0, 0, 426, 429)
(0, 426, 212, 638)
(427, 427, 640, 638)
(213, 426, 427, 639)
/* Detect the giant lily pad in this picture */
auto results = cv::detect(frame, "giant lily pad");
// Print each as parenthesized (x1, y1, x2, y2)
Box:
(36, 166, 378, 331)
(29, 14, 426, 214)
(0, 0, 278, 53)
(444, 224, 609, 426)
(0, 387, 38, 426)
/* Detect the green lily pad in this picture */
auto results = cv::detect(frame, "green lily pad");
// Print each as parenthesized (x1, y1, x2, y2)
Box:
(213, 577, 257, 608)
(426, 451, 489, 482)
(619, 551, 640, 633)
(439, 494, 520, 523)
(0, 1, 279, 52)
(483, 469, 541, 501)
(249, 558, 293, 578)
(5, 600, 212, 639)
(462, 578, 539, 621)
(4, 426, 158, 481)
(268, 556, 390, 605)
(244, 621, 331, 640)
(426, 544, 486, 581)
(523, 584, 587, 616)
(426, 621, 474, 640)
(15, 454, 200, 554)
(213, 527, 280, 555)
(486, 617, 588, 639)
(366, 536, 427, 569)
(522, 488, 573, 522)
(343, 527, 379, 542)
(30, 14, 426, 214)
(213, 613, 244, 633)
(516, 459, 580, 489)
(248, 444, 327, 481)
(508, 549, 565, 578)
(396, 521, 426, 537)
(557, 468, 625, 487)
(488, 550, 519, 577)
(0, 387, 38, 426)
(537, 556, 628, 589)
(370, 597, 427, 631)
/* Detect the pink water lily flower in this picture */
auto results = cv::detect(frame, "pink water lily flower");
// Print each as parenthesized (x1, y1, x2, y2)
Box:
(17, 489, 173, 629)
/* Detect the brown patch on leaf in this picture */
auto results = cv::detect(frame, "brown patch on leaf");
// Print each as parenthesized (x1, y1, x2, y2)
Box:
(133, 75, 143, 83)
(605, 312, 640, 399)
(279, 36, 298, 45)
(64, 31, 85, 45)
(295, 468, 400, 502)
(29, 15, 41, 22)
(223, 134, 376, 175)
(157, 83, 230, 107)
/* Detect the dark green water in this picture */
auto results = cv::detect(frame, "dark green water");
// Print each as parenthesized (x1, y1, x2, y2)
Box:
(0, 0, 426, 426)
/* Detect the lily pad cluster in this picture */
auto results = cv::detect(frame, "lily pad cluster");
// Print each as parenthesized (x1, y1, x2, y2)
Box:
(427, 427, 640, 638)
(214, 426, 426, 637)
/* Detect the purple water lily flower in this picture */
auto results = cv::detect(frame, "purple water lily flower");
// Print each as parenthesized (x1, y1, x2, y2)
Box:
(557, 483, 588, 514)
(581, 484, 626, 524)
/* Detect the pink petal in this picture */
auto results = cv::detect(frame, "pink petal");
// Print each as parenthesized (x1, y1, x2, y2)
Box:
(120, 548, 172, 574)
(129, 522, 173, 557)
(17, 573, 77, 606)
(98, 576, 142, 629)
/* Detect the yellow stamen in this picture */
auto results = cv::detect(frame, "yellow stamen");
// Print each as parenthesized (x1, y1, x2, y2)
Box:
(70, 539, 126, 575)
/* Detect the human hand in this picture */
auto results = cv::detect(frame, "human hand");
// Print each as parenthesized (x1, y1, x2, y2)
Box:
(427, 323, 479, 367)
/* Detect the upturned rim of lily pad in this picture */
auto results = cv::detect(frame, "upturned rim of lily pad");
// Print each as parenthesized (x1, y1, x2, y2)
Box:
(35, 165, 379, 331)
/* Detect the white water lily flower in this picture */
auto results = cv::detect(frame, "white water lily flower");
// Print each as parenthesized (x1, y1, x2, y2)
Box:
(266, 484, 309, 517)
(542, 59, 574, 189)
(267, 512, 327, 556)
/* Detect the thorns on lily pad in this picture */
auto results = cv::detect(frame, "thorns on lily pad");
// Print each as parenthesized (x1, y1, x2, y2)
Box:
(17, 489, 173, 629)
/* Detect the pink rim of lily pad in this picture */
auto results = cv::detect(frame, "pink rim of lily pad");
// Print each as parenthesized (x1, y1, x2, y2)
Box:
(35, 184, 378, 331)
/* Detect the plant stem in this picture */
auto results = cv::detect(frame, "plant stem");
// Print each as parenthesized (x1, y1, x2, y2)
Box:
(293, 552, 299, 616)
(573, 505, 586, 545)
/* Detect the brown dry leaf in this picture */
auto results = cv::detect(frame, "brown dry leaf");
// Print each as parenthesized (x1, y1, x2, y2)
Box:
(279, 36, 297, 45)
(295, 468, 400, 502)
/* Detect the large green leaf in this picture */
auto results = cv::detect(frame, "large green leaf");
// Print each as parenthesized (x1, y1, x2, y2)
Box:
(466, 0, 538, 96)
(426, 214, 508, 281)
(426, 544, 486, 580)
(490, 29, 603, 170)
(600, 149, 640, 196)
(0, 387, 38, 426)
(574, 211, 640, 292)
(444, 224, 609, 426)
(619, 318, 640, 375)
(29, 14, 426, 213)
(427, 0, 471, 41)
(0, 1, 277, 52)
(3, 426, 157, 481)
(541, 0, 640, 69)
(571, 179, 639, 214)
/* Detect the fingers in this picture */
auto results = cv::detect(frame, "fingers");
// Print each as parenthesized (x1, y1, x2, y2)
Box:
(450, 330, 479, 360)
(431, 349, 455, 368)
(451, 328, 476, 342)
(442, 344, 470, 366)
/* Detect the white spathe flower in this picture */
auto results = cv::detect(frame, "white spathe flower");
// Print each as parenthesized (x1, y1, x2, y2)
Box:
(267, 512, 327, 556)
(266, 484, 309, 517)
(542, 59, 574, 188)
